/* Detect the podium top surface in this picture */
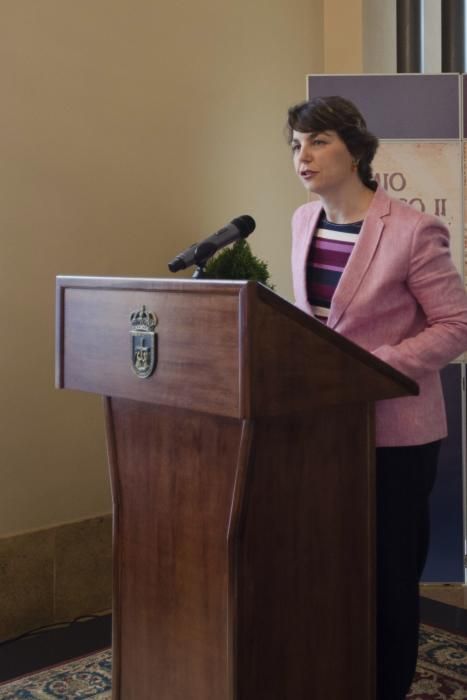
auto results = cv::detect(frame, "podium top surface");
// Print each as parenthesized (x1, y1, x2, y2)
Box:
(56, 276, 417, 418)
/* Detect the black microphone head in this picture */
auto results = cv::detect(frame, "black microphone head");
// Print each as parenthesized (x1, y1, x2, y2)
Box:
(168, 257, 185, 273)
(231, 215, 256, 238)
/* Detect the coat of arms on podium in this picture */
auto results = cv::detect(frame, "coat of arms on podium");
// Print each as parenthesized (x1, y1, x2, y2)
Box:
(130, 305, 158, 378)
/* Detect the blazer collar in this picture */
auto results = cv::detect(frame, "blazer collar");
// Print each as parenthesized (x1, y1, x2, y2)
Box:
(327, 186, 391, 329)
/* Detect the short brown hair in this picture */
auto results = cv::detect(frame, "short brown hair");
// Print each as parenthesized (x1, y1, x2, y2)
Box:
(287, 96, 379, 190)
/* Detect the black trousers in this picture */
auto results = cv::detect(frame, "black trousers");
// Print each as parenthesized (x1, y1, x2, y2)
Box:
(376, 440, 440, 700)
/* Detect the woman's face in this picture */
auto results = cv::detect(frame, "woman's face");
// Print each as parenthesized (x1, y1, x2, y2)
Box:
(291, 129, 356, 196)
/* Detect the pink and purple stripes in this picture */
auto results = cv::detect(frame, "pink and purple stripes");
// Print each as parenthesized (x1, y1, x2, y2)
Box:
(306, 215, 362, 322)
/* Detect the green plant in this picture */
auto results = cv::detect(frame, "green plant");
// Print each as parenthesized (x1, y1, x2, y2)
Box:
(203, 239, 273, 288)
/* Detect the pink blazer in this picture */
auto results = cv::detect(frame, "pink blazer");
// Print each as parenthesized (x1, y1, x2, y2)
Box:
(291, 186, 467, 447)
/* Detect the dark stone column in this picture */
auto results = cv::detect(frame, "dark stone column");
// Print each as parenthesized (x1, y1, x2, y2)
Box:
(397, 0, 422, 73)
(442, 0, 465, 72)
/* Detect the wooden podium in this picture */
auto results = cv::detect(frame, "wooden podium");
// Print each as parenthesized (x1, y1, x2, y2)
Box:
(55, 276, 417, 700)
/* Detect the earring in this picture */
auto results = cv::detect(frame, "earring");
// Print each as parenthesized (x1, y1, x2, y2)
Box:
(351, 160, 359, 171)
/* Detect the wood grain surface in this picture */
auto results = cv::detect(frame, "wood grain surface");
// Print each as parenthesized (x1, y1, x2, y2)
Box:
(106, 399, 243, 700)
(55, 277, 415, 700)
(232, 407, 375, 699)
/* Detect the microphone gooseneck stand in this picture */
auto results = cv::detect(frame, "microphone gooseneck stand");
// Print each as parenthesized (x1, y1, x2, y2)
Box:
(192, 264, 207, 279)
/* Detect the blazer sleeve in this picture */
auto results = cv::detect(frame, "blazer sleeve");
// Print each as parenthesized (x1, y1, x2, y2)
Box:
(372, 216, 467, 379)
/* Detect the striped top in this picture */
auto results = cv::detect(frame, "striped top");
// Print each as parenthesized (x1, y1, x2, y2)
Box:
(306, 212, 363, 323)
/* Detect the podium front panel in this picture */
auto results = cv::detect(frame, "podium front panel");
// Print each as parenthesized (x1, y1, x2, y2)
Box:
(59, 285, 241, 417)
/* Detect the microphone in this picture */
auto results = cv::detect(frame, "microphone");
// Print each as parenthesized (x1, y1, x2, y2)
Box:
(168, 215, 256, 272)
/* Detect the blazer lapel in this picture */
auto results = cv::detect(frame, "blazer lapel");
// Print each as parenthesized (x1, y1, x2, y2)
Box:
(327, 187, 391, 329)
(296, 204, 323, 313)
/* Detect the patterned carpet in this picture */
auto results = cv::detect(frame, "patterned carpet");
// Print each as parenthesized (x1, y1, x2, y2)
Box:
(0, 650, 112, 699)
(407, 625, 467, 699)
(0, 624, 464, 699)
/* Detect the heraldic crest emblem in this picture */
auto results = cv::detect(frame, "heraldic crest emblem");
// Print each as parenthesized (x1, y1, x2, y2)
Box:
(130, 305, 158, 378)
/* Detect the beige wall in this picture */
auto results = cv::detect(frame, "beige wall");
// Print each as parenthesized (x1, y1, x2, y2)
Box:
(362, 0, 396, 73)
(323, 0, 398, 75)
(0, 1, 323, 536)
(324, 0, 363, 72)
(423, 0, 442, 73)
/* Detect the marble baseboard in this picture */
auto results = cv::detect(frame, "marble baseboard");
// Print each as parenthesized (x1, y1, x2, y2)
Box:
(420, 583, 467, 610)
(0, 514, 112, 641)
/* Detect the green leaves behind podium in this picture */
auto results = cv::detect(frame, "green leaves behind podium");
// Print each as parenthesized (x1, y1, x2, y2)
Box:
(203, 239, 273, 289)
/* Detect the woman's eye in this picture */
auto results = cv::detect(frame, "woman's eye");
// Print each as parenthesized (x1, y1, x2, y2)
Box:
(312, 139, 325, 146)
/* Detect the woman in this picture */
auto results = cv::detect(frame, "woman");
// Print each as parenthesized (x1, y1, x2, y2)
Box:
(287, 96, 467, 699)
